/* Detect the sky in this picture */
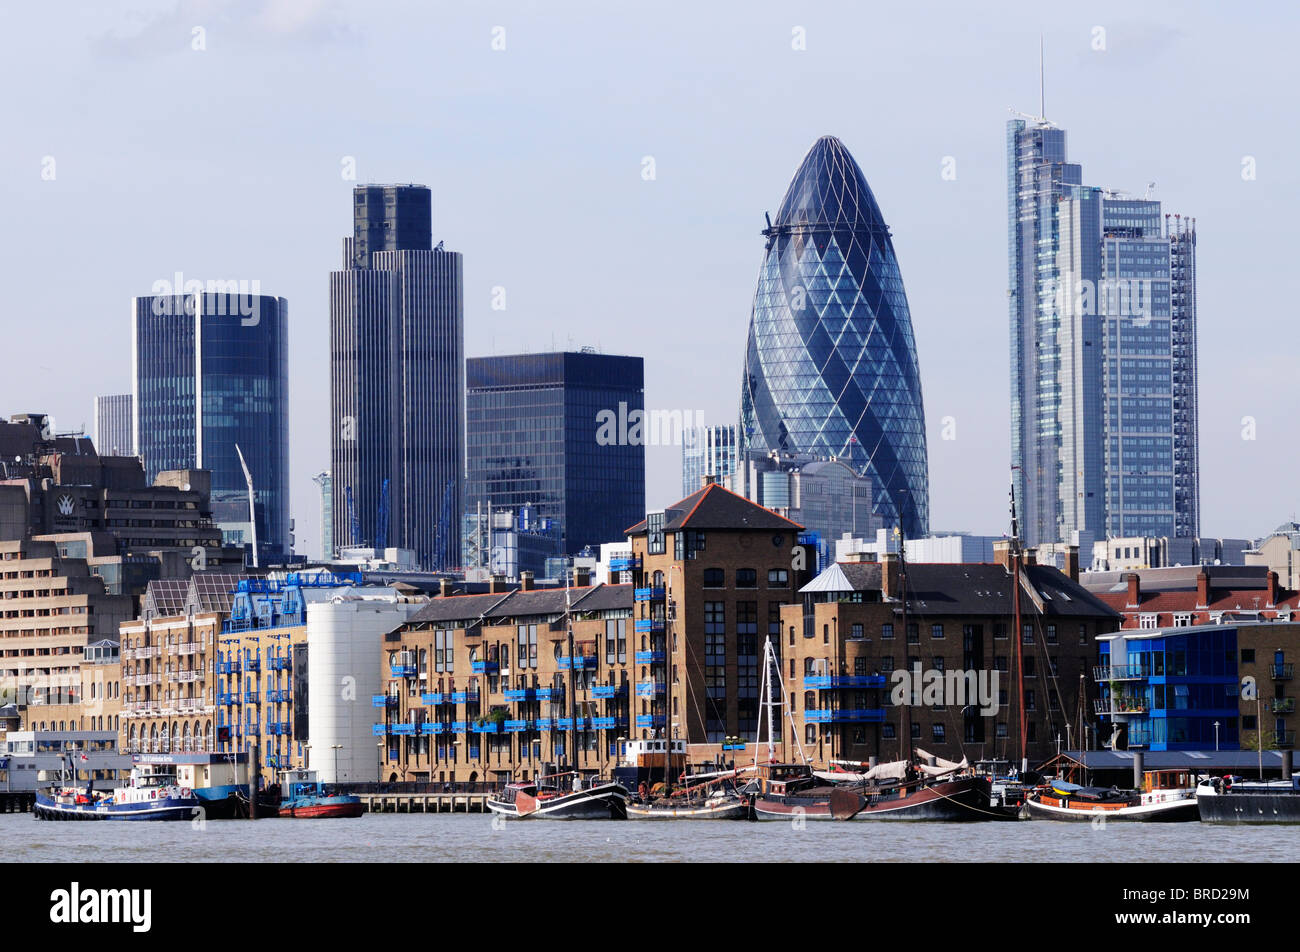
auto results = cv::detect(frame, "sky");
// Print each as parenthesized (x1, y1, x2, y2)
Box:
(2, 0, 1297, 559)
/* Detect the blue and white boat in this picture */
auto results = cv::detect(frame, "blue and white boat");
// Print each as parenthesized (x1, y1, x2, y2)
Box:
(35, 762, 202, 821)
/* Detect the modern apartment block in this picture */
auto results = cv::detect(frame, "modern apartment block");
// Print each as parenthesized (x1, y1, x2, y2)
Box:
(131, 292, 291, 562)
(330, 184, 463, 571)
(464, 351, 646, 567)
(93, 394, 133, 457)
(682, 424, 739, 498)
(1008, 116, 1199, 549)
(0, 538, 136, 716)
(740, 136, 930, 538)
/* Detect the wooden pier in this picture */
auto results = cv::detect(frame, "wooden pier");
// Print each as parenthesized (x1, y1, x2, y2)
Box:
(357, 791, 490, 814)
(0, 791, 35, 813)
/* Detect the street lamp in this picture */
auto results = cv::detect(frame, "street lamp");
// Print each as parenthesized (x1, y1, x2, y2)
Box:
(376, 741, 383, 784)
(1214, 720, 1220, 752)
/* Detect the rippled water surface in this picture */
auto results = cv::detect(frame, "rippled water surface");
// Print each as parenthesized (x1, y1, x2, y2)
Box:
(5, 813, 1296, 862)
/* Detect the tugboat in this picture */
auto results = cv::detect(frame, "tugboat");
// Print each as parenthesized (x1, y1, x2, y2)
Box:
(278, 769, 364, 819)
(487, 771, 628, 819)
(35, 762, 201, 821)
(1025, 769, 1199, 821)
(1196, 774, 1300, 824)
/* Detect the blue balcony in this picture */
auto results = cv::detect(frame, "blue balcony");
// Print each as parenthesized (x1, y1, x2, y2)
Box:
(390, 664, 417, 677)
(244, 658, 261, 673)
(420, 722, 447, 735)
(451, 720, 470, 732)
(504, 719, 530, 732)
(268, 656, 291, 672)
(451, 691, 480, 704)
(218, 661, 241, 675)
(474, 722, 500, 734)
(471, 660, 499, 674)
(635, 714, 666, 728)
(372, 724, 387, 736)
(244, 691, 260, 704)
(591, 716, 628, 730)
(218, 692, 238, 706)
(420, 692, 445, 705)
(245, 723, 261, 737)
(634, 587, 665, 602)
(557, 717, 592, 731)
(635, 651, 665, 664)
(804, 708, 887, 724)
(609, 555, 641, 572)
(504, 688, 536, 701)
(536, 718, 556, 731)
(558, 656, 598, 671)
(391, 723, 415, 736)
(268, 721, 290, 736)
(634, 618, 665, 633)
(803, 675, 887, 689)
(722, 742, 747, 751)
(636, 682, 666, 697)
(372, 694, 398, 708)
(591, 684, 627, 699)
(266, 689, 290, 703)
(534, 687, 556, 700)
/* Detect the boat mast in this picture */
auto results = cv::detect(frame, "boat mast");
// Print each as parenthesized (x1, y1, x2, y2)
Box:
(565, 571, 577, 779)
(1010, 476, 1028, 774)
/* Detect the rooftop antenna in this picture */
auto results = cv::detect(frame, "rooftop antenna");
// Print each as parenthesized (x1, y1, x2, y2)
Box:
(1039, 33, 1045, 121)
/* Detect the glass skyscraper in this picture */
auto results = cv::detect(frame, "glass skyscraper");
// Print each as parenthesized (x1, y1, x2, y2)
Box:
(132, 292, 290, 562)
(1008, 117, 1199, 548)
(681, 424, 739, 498)
(465, 351, 645, 566)
(739, 135, 929, 537)
(330, 185, 463, 570)
(94, 393, 133, 456)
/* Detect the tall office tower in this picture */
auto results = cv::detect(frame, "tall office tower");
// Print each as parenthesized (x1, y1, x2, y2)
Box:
(312, 471, 333, 562)
(681, 424, 739, 497)
(464, 351, 645, 567)
(132, 292, 290, 563)
(739, 136, 930, 538)
(330, 185, 463, 570)
(1008, 116, 1199, 549)
(94, 394, 133, 456)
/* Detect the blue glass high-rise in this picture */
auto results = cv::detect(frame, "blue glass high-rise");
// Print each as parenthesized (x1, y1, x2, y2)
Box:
(740, 136, 929, 537)
(132, 292, 290, 563)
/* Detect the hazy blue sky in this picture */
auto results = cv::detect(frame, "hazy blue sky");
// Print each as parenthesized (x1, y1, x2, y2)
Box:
(3, 0, 1296, 557)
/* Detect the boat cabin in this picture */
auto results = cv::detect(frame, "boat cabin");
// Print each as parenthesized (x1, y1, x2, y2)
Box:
(279, 768, 327, 799)
(1141, 770, 1194, 793)
(620, 738, 686, 769)
(761, 763, 815, 796)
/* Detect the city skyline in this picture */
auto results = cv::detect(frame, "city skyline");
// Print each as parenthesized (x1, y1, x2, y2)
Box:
(4, 2, 1296, 559)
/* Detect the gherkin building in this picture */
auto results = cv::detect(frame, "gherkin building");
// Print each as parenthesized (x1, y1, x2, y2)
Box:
(740, 135, 929, 537)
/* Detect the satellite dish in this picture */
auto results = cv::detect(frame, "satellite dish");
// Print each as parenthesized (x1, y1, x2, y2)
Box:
(182, 483, 191, 492)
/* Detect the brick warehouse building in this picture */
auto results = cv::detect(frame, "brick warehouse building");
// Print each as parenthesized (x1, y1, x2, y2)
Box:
(779, 544, 1121, 767)
(377, 481, 816, 782)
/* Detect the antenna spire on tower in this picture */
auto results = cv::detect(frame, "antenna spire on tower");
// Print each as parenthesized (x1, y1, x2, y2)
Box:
(1039, 34, 1045, 121)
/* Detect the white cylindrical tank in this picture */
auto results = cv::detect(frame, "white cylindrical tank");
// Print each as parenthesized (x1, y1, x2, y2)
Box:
(307, 595, 422, 783)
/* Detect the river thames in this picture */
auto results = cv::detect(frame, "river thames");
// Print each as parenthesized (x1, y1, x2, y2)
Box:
(4, 813, 1294, 862)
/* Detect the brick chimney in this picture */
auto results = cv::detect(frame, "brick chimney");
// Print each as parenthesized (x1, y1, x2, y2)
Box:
(880, 552, 899, 600)
(993, 540, 1014, 572)
(573, 566, 592, 588)
(1125, 572, 1140, 608)
(1064, 545, 1079, 583)
(1195, 570, 1209, 609)
(1267, 570, 1278, 608)
(520, 570, 535, 592)
(439, 578, 454, 598)
(490, 574, 507, 594)
(700, 474, 716, 489)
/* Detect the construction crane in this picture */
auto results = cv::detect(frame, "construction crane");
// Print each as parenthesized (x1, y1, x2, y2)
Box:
(375, 478, 390, 552)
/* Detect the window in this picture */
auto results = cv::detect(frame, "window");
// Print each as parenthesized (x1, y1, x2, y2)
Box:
(702, 568, 724, 588)
(993, 622, 1007, 640)
(767, 569, 789, 587)
(880, 656, 894, 674)
(881, 623, 894, 641)
(849, 623, 864, 641)
(1025, 689, 1036, 711)
(932, 656, 945, 672)
(996, 722, 1007, 739)
(882, 722, 896, 740)
(1046, 624, 1057, 644)
(788, 625, 795, 647)
(910, 723, 920, 740)
(1023, 657, 1036, 678)
(906, 623, 919, 644)
(931, 724, 945, 742)
(737, 602, 757, 636)
(1242, 649, 1256, 664)
(994, 655, 1008, 672)
(822, 624, 829, 645)
(1022, 624, 1034, 644)
(805, 725, 816, 745)
(931, 624, 944, 640)
(736, 569, 757, 588)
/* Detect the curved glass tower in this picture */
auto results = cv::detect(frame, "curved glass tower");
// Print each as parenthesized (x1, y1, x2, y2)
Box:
(740, 135, 929, 537)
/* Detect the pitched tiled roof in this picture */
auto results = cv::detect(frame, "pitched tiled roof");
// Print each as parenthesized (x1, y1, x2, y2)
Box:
(625, 483, 802, 535)
(403, 584, 635, 627)
(804, 561, 1119, 620)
